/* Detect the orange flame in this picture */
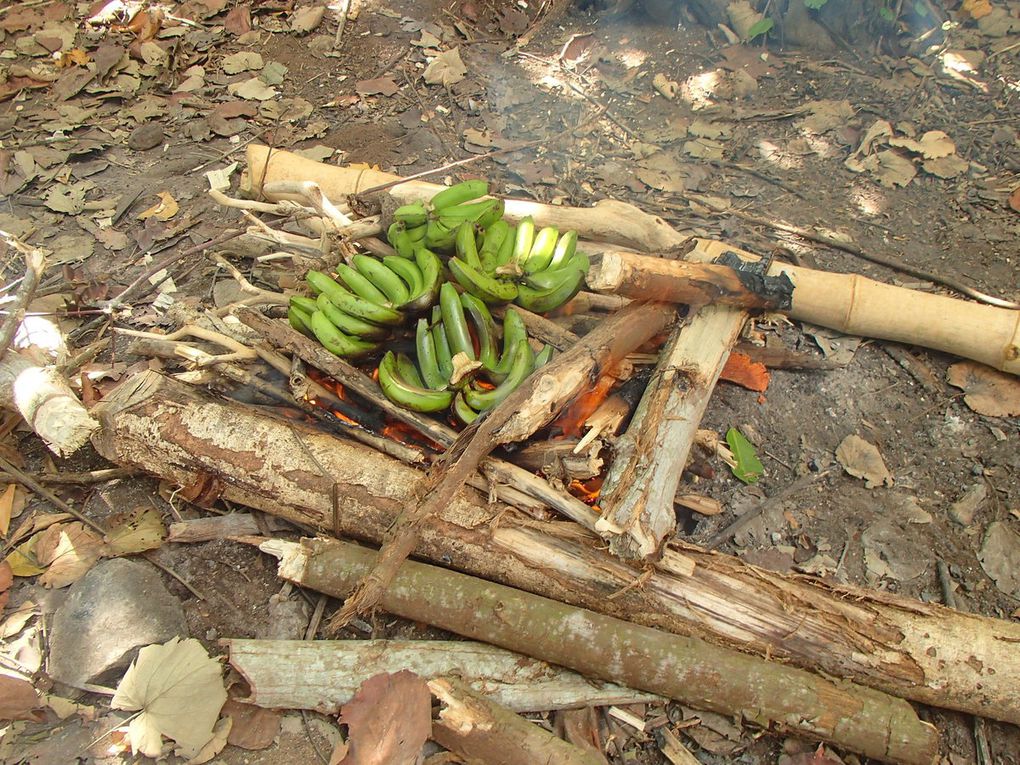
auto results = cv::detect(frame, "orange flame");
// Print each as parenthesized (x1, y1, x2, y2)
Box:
(569, 476, 603, 506)
(553, 375, 616, 437)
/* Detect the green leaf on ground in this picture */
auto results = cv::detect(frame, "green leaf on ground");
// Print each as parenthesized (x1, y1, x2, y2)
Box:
(726, 428, 764, 484)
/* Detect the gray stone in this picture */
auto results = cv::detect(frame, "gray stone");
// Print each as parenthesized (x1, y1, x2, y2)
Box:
(49, 558, 187, 687)
(127, 122, 164, 151)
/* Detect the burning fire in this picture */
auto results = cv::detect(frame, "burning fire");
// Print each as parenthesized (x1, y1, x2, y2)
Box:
(552, 374, 616, 438)
(569, 476, 603, 507)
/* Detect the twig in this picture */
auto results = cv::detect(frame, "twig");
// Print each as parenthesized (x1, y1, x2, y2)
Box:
(671, 193, 1020, 309)
(332, 0, 351, 49)
(0, 467, 138, 485)
(0, 230, 46, 355)
(117, 324, 258, 368)
(0, 454, 106, 536)
(211, 254, 290, 309)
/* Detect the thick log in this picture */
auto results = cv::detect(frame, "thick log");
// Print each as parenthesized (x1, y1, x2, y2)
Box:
(266, 537, 938, 765)
(592, 245, 1020, 375)
(0, 352, 98, 456)
(223, 639, 658, 714)
(90, 371, 1020, 726)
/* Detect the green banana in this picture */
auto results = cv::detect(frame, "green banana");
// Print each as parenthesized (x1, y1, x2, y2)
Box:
(395, 352, 425, 388)
(392, 229, 415, 259)
(514, 268, 585, 313)
(474, 198, 505, 229)
(393, 201, 428, 227)
(512, 216, 535, 266)
(455, 221, 483, 270)
(430, 179, 488, 211)
(378, 351, 454, 413)
(288, 306, 313, 336)
(452, 391, 478, 425)
(425, 219, 457, 251)
(479, 220, 510, 272)
(461, 292, 498, 370)
(353, 254, 410, 305)
(464, 339, 532, 411)
(431, 322, 455, 383)
(406, 224, 427, 243)
(492, 307, 527, 379)
(534, 344, 554, 368)
(523, 264, 585, 291)
(400, 246, 442, 313)
(547, 229, 577, 270)
(437, 198, 500, 227)
(306, 271, 403, 326)
(336, 263, 389, 305)
(493, 224, 516, 269)
(415, 318, 448, 390)
(289, 295, 318, 314)
(523, 226, 559, 273)
(440, 281, 474, 361)
(309, 310, 379, 358)
(315, 294, 390, 340)
(448, 257, 519, 305)
(383, 255, 424, 297)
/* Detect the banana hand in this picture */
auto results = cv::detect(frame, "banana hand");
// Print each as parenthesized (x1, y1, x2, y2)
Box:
(514, 267, 585, 313)
(354, 254, 410, 306)
(378, 351, 454, 412)
(430, 180, 489, 211)
(448, 257, 519, 305)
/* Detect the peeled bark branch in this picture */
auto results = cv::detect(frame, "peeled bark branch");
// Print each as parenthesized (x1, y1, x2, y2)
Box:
(90, 371, 1020, 726)
(266, 537, 938, 765)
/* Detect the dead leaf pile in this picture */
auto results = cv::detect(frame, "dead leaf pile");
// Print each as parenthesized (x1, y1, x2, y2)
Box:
(845, 120, 969, 186)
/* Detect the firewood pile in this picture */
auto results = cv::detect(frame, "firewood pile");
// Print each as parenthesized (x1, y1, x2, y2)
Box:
(4, 145, 1020, 764)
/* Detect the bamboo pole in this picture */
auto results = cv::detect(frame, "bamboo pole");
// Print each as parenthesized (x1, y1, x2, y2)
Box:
(89, 371, 1020, 726)
(264, 537, 938, 765)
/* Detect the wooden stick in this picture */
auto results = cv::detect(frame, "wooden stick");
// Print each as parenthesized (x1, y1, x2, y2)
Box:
(591, 244, 1020, 375)
(89, 371, 1020, 725)
(223, 638, 658, 713)
(0, 231, 45, 355)
(330, 302, 675, 628)
(266, 537, 939, 765)
(429, 677, 606, 765)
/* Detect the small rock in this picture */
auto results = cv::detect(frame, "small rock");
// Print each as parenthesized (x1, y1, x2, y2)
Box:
(128, 122, 165, 151)
(48, 558, 187, 687)
(949, 484, 987, 526)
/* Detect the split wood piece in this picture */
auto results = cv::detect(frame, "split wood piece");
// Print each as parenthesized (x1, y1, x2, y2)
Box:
(0, 352, 98, 456)
(90, 369, 1020, 725)
(238, 308, 599, 529)
(168, 514, 261, 543)
(0, 231, 46, 355)
(513, 439, 605, 482)
(592, 245, 1020, 375)
(266, 537, 938, 765)
(429, 677, 606, 765)
(223, 638, 659, 714)
(331, 301, 675, 627)
(245, 145, 686, 252)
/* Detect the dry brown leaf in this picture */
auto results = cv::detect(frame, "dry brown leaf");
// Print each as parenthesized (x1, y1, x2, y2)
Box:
(338, 671, 431, 765)
(112, 637, 227, 759)
(835, 435, 893, 488)
(961, 0, 993, 19)
(0, 560, 11, 611)
(0, 674, 43, 721)
(355, 77, 399, 97)
(137, 191, 179, 221)
(290, 6, 325, 34)
(888, 130, 956, 159)
(0, 600, 37, 639)
(103, 506, 165, 556)
(423, 48, 467, 87)
(1009, 186, 1020, 213)
(0, 484, 16, 537)
(979, 521, 1020, 597)
(947, 361, 1020, 417)
(36, 521, 104, 588)
(223, 700, 282, 750)
(4, 534, 46, 577)
(871, 150, 917, 188)
(186, 716, 232, 765)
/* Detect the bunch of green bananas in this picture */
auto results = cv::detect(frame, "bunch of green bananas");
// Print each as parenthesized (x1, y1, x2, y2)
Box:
(377, 282, 554, 420)
(287, 248, 442, 357)
(387, 180, 504, 257)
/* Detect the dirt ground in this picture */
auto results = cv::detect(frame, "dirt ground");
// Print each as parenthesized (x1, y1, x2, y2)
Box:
(1, 0, 1019, 763)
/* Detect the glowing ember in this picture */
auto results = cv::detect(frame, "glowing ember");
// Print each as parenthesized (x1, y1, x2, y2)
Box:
(553, 374, 616, 437)
(569, 476, 603, 506)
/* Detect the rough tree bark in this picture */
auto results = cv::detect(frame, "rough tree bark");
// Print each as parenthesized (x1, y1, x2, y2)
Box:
(91, 371, 1020, 726)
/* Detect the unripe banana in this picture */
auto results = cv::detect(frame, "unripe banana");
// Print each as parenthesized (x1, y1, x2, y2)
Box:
(425, 219, 457, 251)
(461, 292, 498, 370)
(307, 271, 404, 326)
(473, 198, 505, 229)
(316, 294, 390, 340)
(452, 391, 479, 425)
(547, 229, 578, 270)
(430, 317, 454, 383)
(395, 352, 425, 388)
(455, 221, 483, 270)
(415, 318, 448, 390)
(492, 307, 527, 380)
(523, 264, 585, 291)
(448, 257, 519, 305)
(378, 351, 454, 412)
(440, 282, 474, 361)
(523, 226, 559, 274)
(406, 224, 427, 243)
(309, 310, 379, 358)
(437, 198, 500, 227)
(382, 255, 424, 297)
(493, 224, 516, 269)
(534, 344, 554, 368)
(430, 179, 489, 211)
(512, 216, 535, 266)
(353, 254, 410, 305)
(393, 201, 428, 227)
(401, 246, 442, 314)
(289, 295, 318, 315)
(479, 220, 510, 272)
(336, 263, 389, 305)
(464, 339, 533, 411)
(514, 267, 585, 314)
(288, 305, 313, 336)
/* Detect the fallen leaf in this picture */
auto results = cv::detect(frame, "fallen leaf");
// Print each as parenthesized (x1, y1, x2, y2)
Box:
(0, 484, 17, 536)
(103, 506, 165, 556)
(339, 671, 430, 765)
(796, 99, 854, 135)
(260, 61, 289, 85)
(961, 0, 993, 19)
(137, 191, 179, 221)
(4, 535, 46, 577)
(186, 716, 231, 765)
(836, 435, 893, 488)
(862, 518, 927, 581)
(720, 351, 770, 392)
(291, 6, 325, 34)
(725, 427, 763, 484)
(112, 637, 227, 759)
(0, 675, 43, 721)
(223, 700, 282, 750)
(355, 77, 399, 97)
(683, 137, 725, 160)
(871, 150, 917, 187)
(1009, 186, 1020, 213)
(423, 48, 467, 87)
(224, 5, 251, 34)
(228, 77, 277, 101)
(889, 130, 956, 159)
(44, 182, 88, 213)
(35, 521, 104, 588)
(1, 600, 37, 639)
(0, 560, 10, 610)
(947, 361, 1020, 417)
(221, 51, 263, 74)
(979, 522, 1020, 597)
(949, 483, 986, 526)
(652, 72, 678, 100)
